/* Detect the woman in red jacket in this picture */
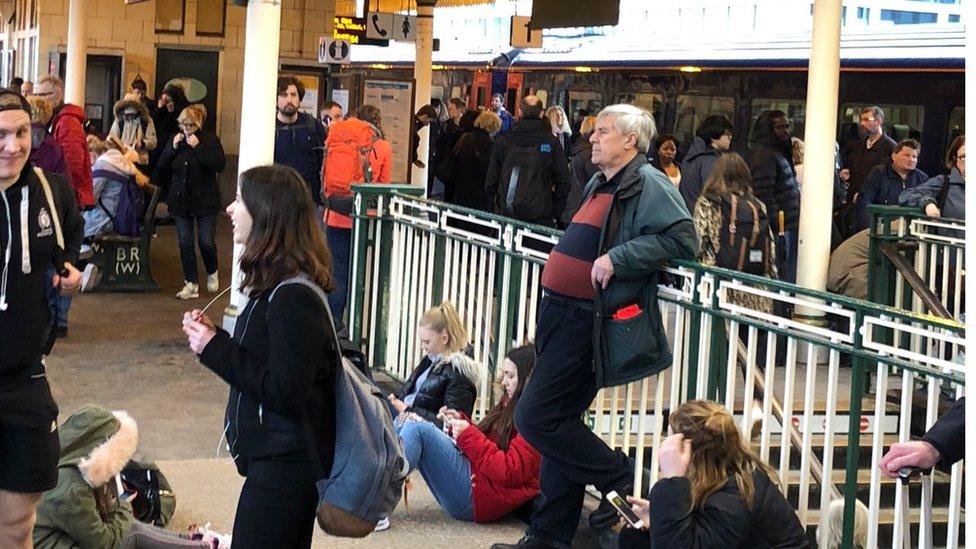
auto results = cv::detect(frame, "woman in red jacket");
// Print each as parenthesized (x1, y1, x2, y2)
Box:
(395, 343, 540, 524)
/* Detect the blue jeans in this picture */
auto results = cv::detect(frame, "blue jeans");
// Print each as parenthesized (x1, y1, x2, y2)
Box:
(174, 214, 218, 284)
(46, 268, 70, 329)
(397, 421, 474, 521)
(781, 230, 799, 284)
(326, 226, 351, 326)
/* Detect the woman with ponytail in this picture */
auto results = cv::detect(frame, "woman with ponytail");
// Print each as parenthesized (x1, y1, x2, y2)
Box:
(395, 344, 540, 525)
(387, 301, 480, 426)
(622, 400, 810, 548)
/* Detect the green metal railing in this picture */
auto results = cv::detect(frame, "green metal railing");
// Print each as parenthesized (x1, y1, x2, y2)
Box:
(347, 188, 966, 548)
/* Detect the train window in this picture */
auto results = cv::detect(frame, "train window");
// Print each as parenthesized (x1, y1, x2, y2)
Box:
(748, 99, 806, 149)
(615, 93, 663, 116)
(838, 103, 924, 152)
(946, 106, 964, 147)
(673, 95, 734, 151)
(566, 91, 604, 127)
(431, 86, 445, 103)
(536, 90, 549, 109)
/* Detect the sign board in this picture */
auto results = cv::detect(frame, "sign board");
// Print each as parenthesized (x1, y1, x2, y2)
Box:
(319, 37, 351, 65)
(510, 15, 542, 48)
(363, 79, 415, 183)
(334, 16, 390, 47)
(392, 14, 417, 42)
(366, 12, 394, 40)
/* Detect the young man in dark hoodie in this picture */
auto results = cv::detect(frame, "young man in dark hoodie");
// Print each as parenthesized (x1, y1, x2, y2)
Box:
(678, 115, 732, 213)
(0, 89, 85, 549)
(485, 95, 572, 227)
(273, 76, 327, 226)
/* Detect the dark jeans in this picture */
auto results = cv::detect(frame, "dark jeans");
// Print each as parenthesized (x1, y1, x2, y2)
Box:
(174, 214, 218, 284)
(326, 226, 351, 326)
(232, 454, 319, 548)
(46, 268, 70, 329)
(515, 297, 630, 546)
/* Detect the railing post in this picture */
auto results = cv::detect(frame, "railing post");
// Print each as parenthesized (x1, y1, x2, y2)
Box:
(349, 191, 370, 346)
(842, 309, 868, 548)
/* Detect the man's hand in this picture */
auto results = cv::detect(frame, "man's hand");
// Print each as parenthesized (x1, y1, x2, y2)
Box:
(58, 263, 83, 295)
(186, 134, 199, 148)
(879, 440, 941, 479)
(925, 203, 941, 218)
(590, 254, 615, 290)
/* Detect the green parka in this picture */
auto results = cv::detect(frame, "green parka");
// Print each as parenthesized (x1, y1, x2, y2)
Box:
(582, 154, 699, 387)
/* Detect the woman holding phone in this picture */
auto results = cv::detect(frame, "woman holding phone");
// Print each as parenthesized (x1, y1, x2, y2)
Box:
(182, 165, 338, 548)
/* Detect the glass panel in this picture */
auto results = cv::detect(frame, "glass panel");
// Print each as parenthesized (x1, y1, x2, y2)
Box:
(566, 90, 603, 128)
(838, 103, 925, 153)
(749, 98, 806, 149)
(196, 0, 225, 36)
(946, 106, 964, 147)
(155, 0, 185, 33)
(673, 94, 734, 151)
(616, 92, 664, 128)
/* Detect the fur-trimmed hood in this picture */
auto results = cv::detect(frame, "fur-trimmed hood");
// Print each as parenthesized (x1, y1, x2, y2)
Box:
(57, 405, 139, 488)
(433, 350, 481, 388)
(112, 93, 151, 124)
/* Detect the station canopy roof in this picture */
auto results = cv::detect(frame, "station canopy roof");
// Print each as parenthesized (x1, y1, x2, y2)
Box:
(335, 0, 493, 15)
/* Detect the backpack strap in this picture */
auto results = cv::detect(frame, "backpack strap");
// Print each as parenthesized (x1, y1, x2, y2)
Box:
(33, 167, 64, 252)
(935, 174, 952, 212)
(746, 198, 761, 247)
(727, 194, 739, 247)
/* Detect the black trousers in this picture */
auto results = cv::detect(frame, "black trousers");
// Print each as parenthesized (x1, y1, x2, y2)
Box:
(515, 297, 630, 546)
(232, 453, 319, 548)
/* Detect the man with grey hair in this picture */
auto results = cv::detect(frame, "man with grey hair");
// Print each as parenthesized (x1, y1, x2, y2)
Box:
(485, 95, 571, 227)
(840, 105, 896, 202)
(493, 104, 698, 549)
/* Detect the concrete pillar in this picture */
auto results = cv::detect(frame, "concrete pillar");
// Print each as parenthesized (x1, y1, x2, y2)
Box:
(795, 0, 841, 321)
(410, 0, 436, 192)
(224, 0, 282, 328)
(64, 0, 87, 106)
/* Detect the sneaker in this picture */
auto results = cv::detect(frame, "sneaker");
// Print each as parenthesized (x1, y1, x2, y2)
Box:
(79, 244, 93, 260)
(176, 281, 199, 300)
(490, 534, 559, 549)
(206, 272, 219, 293)
(80, 264, 99, 292)
(373, 516, 390, 532)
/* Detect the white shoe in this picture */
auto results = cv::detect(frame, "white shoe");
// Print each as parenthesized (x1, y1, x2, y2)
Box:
(373, 516, 390, 532)
(176, 281, 199, 300)
(206, 272, 219, 293)
(80, 264, 99, 292)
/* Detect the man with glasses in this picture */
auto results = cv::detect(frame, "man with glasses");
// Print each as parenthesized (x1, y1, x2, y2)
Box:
(840, 106, 897, 202)
(34, 75, 92, 210)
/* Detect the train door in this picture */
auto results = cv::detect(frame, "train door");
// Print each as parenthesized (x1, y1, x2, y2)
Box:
(155, 48, 219, 134)
(57, 54, 122, 135)
(471, 72, 491, 110)
(505, 73, 523, 116)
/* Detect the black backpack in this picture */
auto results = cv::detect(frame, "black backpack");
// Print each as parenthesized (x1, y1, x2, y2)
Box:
(715, 193, 772, 276)
(497, 141, 555, 223)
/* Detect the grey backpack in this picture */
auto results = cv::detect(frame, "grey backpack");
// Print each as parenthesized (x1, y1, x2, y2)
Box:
(271, 276, 408, 538)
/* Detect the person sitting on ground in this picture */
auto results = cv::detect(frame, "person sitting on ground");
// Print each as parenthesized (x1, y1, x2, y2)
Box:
(32, 405, 223, 549)
(879, 397, 964, 476)
(84, 136, 149, 239)
(393, 344, 540, 526)
(27, 95, 68, 179)
(387, 301, 479, 428)
(622, 400, 811, 548)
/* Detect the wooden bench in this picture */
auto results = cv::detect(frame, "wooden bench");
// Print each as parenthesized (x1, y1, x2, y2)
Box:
(89, 183, 161, 292)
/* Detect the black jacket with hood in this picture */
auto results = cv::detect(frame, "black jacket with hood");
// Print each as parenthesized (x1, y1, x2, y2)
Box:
(0, 165, 82, 427)
(153, 129, 226, 217)
(450, 128, 494, 211)
(680, 136, 721, 213)
(748, 114, 801, 233)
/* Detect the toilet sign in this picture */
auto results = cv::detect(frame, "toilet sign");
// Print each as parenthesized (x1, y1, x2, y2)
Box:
(393, 14, 416, 42)
(319, 37, 351, 64)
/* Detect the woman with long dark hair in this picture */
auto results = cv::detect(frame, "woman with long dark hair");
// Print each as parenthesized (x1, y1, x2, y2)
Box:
(182, 165, 337, 548)
(392, 344, 540, 525)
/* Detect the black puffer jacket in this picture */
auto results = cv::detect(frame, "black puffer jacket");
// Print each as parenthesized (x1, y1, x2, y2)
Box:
(748, 116, 800, 232)
(153, 130, 226, 216)
(649, 469, 812, 548)
(398, 352, 479, 428)
(451, 128, 494, 211)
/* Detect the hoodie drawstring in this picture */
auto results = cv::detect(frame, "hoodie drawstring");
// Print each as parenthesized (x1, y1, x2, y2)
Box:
(19, 186, 29, 274)
(0, 190, 11, 311)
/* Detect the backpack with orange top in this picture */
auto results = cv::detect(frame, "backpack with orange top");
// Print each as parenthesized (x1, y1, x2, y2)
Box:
(323, 118, 377, 215)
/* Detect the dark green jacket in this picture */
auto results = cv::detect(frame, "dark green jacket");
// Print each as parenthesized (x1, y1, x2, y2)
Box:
(583, 154, 698, 387)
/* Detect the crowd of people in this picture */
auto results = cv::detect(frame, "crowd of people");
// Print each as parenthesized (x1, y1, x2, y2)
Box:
(0, 67, 966, 549)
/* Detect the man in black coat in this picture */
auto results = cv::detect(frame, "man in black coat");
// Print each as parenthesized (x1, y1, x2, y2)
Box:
(748, 110, 801, 283)
(485, 95, 572, 227)
(880, 397, 965, 474)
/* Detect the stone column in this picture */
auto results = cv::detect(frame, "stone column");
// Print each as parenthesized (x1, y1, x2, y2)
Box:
(410, 0, 436, 192)
(64, 0, 87, 105)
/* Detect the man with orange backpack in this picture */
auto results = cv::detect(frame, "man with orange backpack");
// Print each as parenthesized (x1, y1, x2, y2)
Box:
(322, 104, 392, 330)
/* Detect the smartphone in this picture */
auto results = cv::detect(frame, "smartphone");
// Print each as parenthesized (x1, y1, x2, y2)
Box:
(605, 490, 644, 529)
(115, 474, 137, 503)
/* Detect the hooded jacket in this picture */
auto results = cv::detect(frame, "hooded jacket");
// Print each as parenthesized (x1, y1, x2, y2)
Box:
(30, 124, 69, 180)
(679, 136, 721, 212)
(51, 104, 94, 208)
(153, 129, 226, 217)
(0, 165, 82, 403)
(398, 352, 480, 428)
(455, 409, 541, 523)
(84, 149, 147, 238)
(748, 115, 801, 233)
(33, 406, 139, 549)
(449, 127, 494, 211)
(108, 94, 158, 166)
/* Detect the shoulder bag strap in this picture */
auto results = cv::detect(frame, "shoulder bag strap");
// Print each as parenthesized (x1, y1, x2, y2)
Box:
(33, 167, 64, 251)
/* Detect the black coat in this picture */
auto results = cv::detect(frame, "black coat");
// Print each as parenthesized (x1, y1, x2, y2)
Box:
(153, 130, 226, 217)
(200, 284, 337, 476)
(563, 140, 599, 224)
(748, 145, 801, 233)
(398, 352, 478, 428)
(922, 397, 964, 466)
(450, 128, 493, 211)
(844, 134, 897, 201)
(648, 469, 812, 548)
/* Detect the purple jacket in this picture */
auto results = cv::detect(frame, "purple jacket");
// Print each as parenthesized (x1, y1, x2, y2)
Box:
(30, 124, 70, 182)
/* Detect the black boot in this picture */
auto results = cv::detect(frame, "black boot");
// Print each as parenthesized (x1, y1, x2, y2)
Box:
(490, 534, 560, 549)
